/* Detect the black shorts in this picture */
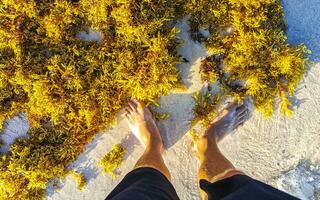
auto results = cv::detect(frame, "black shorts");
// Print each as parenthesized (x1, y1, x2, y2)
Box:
(106, 167, 299, 200)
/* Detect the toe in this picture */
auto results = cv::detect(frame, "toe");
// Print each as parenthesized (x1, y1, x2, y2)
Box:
(237, 108, 248, 118)
(236, 103, 247, 113)
(125, 106, 133, 114)
(235, 106, 252, 127)
(135, 99, 146, 110)
(128, 101, 138, 112)
(235, 121, 244, 129)
(125, 113, 133, 122)
(236, 112, 249, 125)
(235, 116, 246, 128)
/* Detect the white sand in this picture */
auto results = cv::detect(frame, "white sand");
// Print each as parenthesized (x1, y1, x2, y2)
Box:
(0, 114, 29, 153)
(1, 1, 319, 199)
(277, 161, 320, 200)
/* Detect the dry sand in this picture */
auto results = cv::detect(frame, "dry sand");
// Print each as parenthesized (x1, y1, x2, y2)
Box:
(1, 1, 319, 199)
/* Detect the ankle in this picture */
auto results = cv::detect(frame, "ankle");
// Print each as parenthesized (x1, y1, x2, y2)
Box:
(145, 138, 164, 154)
(205, 125, 219, 143)
(196, 135, 219, 160)
(200, 134, 217, 147)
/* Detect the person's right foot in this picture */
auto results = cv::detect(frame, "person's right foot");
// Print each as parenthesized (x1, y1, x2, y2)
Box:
(205, 99, 252, 143)
(194, 99, 252, 159)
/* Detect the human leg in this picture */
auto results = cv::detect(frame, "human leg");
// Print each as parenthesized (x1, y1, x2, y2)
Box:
(125, 100, 171, 180)
(106, 100, 178, 200)
(194, 101, 297, 200)
(195, 102, 251, 199)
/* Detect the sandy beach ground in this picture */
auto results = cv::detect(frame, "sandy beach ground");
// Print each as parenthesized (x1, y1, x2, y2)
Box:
(1, 1, 319, 199)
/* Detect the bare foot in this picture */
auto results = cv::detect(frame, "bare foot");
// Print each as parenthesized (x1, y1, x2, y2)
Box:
(125, 100, 164, 152)
(193, 100, 252, 160)
(204, 99, 252, 143)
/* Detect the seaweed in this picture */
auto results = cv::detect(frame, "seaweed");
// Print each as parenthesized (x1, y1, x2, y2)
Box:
(186, 0, 310, 117)
(0, 0, 310, 199)
(99, 144, 126, 179)
(0, 0, 183, 198)
(69, 171, 86, 191)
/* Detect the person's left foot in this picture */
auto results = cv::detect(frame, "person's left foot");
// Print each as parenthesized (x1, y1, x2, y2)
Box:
(125, 100, 164, 153)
